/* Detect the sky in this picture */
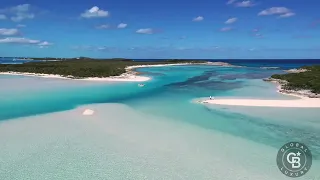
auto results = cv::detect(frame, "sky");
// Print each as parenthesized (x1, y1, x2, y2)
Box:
(0, 0, 319, 59)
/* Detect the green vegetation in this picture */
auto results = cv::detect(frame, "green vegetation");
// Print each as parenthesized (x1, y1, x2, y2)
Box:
(0, 58, 208, 78)
(271, 65, 320, 93)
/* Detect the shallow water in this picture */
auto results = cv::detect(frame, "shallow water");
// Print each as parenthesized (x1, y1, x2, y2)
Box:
(0, 64, 319, 179)
(0, 103, 319, 180)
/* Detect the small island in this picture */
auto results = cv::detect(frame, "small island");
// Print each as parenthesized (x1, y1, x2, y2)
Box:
(265, 65, 320, 98)
(0, 58, 215, 80)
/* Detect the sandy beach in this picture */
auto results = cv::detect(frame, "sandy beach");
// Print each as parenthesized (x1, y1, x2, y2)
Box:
(125, 61, 237, 70)
(0, 71, 150, 82)
(202, 97, 320, 108)
(201, 84, 320, 108)
(200, 77, 320, 108)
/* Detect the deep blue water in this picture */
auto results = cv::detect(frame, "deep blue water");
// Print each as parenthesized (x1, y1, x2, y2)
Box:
(134, 59, 320, 70)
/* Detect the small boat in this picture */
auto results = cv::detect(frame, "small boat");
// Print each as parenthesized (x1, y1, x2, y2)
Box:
(138, 84, 145, 87)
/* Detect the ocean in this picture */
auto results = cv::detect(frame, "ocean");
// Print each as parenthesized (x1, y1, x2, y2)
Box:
(0, 59, 319, 179)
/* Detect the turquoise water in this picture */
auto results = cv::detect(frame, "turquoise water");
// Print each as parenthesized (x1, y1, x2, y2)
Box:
(1, 65, 320, 179)
(1, 65, 319, 152)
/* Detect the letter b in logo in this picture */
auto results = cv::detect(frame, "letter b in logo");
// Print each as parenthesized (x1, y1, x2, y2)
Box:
(287, 152, 301, 169)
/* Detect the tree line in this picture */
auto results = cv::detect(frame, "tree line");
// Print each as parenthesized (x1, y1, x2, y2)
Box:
(271, 65, 320, 94)
(0, 59, 208, 78)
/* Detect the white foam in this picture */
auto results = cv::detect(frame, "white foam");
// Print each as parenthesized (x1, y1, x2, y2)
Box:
(82, 109, 94, 115)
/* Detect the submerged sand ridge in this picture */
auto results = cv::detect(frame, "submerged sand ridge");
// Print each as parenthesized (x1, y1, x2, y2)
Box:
(1, 103, 319, 180)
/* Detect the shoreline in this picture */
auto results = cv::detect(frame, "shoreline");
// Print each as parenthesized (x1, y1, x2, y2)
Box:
(125, 61, 241, 70)
(263, 77, 320, 98)
(198, 79, 320, 108)
(0, 61, 236, 82)
(0, 71, 151, 82)
(201, 97, 320, 108)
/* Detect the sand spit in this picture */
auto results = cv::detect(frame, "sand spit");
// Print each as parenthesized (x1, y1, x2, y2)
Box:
(201, 97, 320, 108)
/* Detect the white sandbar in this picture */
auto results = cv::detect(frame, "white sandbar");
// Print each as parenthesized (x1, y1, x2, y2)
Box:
(202, 97, 320, 108)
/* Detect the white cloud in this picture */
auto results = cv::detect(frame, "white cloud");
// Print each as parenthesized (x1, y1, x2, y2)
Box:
(227, 0, 237, 5)
(10, 4, 31, 12)
(0, 37, 40, 44)
(192, 16, 204, 21)
(81, 6, 109, 18)
(258, 7, 295, 18)
(117, 23, 127, 28)
(136, 28, 154, 34)
(0, 37, 52, 47)
(254, 33, 263, 38)
(2, 4, 35, 22)
(97, 47, 106, 50)
(96, 24, 109, 29)
(279, 12, 295, 18)
(225, 17, 237, 24)
(235, 1, 256, 7)
(38, 41, 52, 46)
(0, 14, 6, 20)
(17, 24, 26, 28)
(11, 13, 34, 22)
(0, 28, 19, 36)
(220, 27, 232, 32)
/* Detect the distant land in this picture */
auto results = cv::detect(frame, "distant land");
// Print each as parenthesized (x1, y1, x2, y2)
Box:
(265, 65, 320, 97)
(2, 57, 320, 61)
(0, 58, 211, 78)
(0, 57, 319, 95)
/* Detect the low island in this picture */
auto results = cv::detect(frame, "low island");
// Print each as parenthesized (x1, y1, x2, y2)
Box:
(265, 65, 320, 98)
(0, 58, 217, 81)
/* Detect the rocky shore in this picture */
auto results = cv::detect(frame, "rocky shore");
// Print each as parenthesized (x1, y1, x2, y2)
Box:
(285, 68, 308, 73)
(263, 77, 320, 98)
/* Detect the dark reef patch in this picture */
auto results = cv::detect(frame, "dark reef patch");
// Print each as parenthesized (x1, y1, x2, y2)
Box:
(165, 70, 243, 90)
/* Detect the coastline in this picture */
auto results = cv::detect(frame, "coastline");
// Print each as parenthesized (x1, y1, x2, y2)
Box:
(0, 71, 151, 82)
(201, 97, 320, 108)
(263, 77, 320, 98)
(198, 79, 320, 108)
(0, 61, 236, 82)
(125, 61, 241, 70)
